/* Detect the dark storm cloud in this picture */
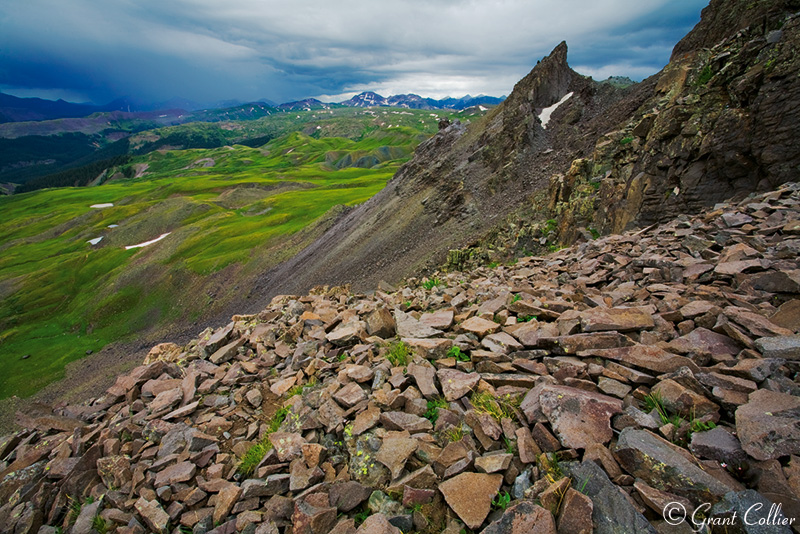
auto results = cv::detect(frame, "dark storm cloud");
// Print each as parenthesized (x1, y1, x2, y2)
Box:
(0, 1, 709, 105)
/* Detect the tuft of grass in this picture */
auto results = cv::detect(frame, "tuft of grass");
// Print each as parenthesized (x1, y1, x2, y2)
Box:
(237, 406, 290, 477)
(422, 277, 443, 290)
(517, 314, 537, 322)
(503, 436, 516, 454)
(471, 391, 522, 422)
(539, 452, 564, 483)
(92, 515, 110, 534)
(386, 341, 411, 367)
(442, 424, 464, 442)
(353, 505, 370, 526)
(447, 345, 470, 362)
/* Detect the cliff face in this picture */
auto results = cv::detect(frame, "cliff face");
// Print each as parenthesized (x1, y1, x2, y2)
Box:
(586, 0, 800, 234)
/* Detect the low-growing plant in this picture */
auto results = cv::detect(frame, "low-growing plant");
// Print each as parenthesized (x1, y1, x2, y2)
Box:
(353, 505, 370, 526)
(424, 397, 449, 424)
(237, 406, 290, 476)
(447, 345, 469, 362)
(511, 294, 522, 304)
(517, 315, 537, 322)
(492, 491, 511, 510)
(503, 436, 516, 454)
(539, 452, 565, 482)
(471, 391, 522, 422)
(443, 424, 464, 442)
(92, 515, 110, 534)
(386, 341, 411, 367)
(422, 277, 443, 290)
(619, 136, 634, 145)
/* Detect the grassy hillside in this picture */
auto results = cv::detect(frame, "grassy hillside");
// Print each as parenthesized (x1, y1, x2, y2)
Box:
(0, 107, 487, 399)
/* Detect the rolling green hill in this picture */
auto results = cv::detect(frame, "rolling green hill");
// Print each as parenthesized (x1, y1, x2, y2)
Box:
(0, 107, 485, 399)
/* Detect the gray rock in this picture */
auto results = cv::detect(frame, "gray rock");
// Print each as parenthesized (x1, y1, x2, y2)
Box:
(614, 428, 739, 503)
(562, 460, 657, 534)
(754, 335, 800, 360)
(736, 389, 800, 460)
(709, 490, 794, 533)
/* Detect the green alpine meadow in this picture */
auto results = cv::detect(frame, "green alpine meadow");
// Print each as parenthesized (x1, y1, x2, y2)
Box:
(0, 107, 483, 398)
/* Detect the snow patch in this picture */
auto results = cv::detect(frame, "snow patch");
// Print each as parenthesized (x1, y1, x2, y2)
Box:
(108, 224, 119, 228)
(87, 237, 103, 245)
(539, 92, 574, 128)
(125, 232, 171, 250)
(90, 203, 114, 209)
(479, 105, 487, 111)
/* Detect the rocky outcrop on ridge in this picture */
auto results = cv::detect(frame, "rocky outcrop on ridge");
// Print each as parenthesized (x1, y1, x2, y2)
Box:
(2, 182, 800, 533)
(246, 0, 800, 302)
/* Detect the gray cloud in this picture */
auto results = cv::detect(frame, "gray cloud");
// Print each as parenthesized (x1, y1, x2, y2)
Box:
(0, 0, 709, 105)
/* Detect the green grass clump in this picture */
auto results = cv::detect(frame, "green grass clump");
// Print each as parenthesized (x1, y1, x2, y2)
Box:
(91, 515, 110, 534)
(422, 277, 442, 290)
(697, 64, 714, 85)
(442, 424, 464, 442)
(237, 406, 290, 477)
(386, 341, 411, 367)
(619, 136, 634, 145)
(471, 391, 522, 422)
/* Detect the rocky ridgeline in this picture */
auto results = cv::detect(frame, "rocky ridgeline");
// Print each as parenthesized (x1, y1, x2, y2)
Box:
(2, 183, 800, 534)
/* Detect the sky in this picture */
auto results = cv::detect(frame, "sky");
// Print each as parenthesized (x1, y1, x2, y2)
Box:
(0, 0, 710, 106)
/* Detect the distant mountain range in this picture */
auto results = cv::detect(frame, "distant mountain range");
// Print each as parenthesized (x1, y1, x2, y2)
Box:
(0, 91, 505, 124)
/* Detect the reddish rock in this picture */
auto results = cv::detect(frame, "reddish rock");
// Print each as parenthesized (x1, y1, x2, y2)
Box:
(438, 472, 503, 529)
(154, 461, 196, 488)
(436, 369, 480, 401)
(538, 385, 623, 449)
(557, 488, 593, 534)
(579, 344, 699, 374)
(292, 494, 337, 534)
(459, 316, 501, 337)
(736, 389, 800, 460)
(579, 306, 654, 333)
(480, 500, 556, 534)
(380, 412, 433, 433)
(334, 382, 368, 408)
(376, 436, 418, 479)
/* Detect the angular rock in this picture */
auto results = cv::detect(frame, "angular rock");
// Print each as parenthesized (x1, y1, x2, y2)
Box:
(292, 494, 337, 534)
(579, 345, 699, 374)
(154, 461, 196, 488)
(366, 307, 396, 338)
(459, 316, 501, 337)
(330, 481, 372, 512)
(394, 310, 442, 338)
(380, 412, 433, 433)
(736, 389, 800, 461)
(376, 436, 418, 480)
(557, 488, 593, 534)
(481, 332, 523, 354)
(438, 472, 503, 530)
(538, 385, 623, 448)
(407, 363, 439, 398)
(580, 306, 654, 333)
(689, 426, 747, 464)
(404, 337, 453, 359)
(436, 369, 480, 401)
(754, 335, 800, 360)
(356, 513, 402, 534)
(562, 460, 657, 534)
(420, 309, 455, 330)
(334, 382, 368, 409)
(614, 428, 739, 503)
(135, 497, 170, 534)
(480, 501, 556, 534)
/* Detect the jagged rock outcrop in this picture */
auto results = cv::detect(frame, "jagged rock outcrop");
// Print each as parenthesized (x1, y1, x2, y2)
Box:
(2, 183, 799, 533)
(248, 0, 800, 302)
